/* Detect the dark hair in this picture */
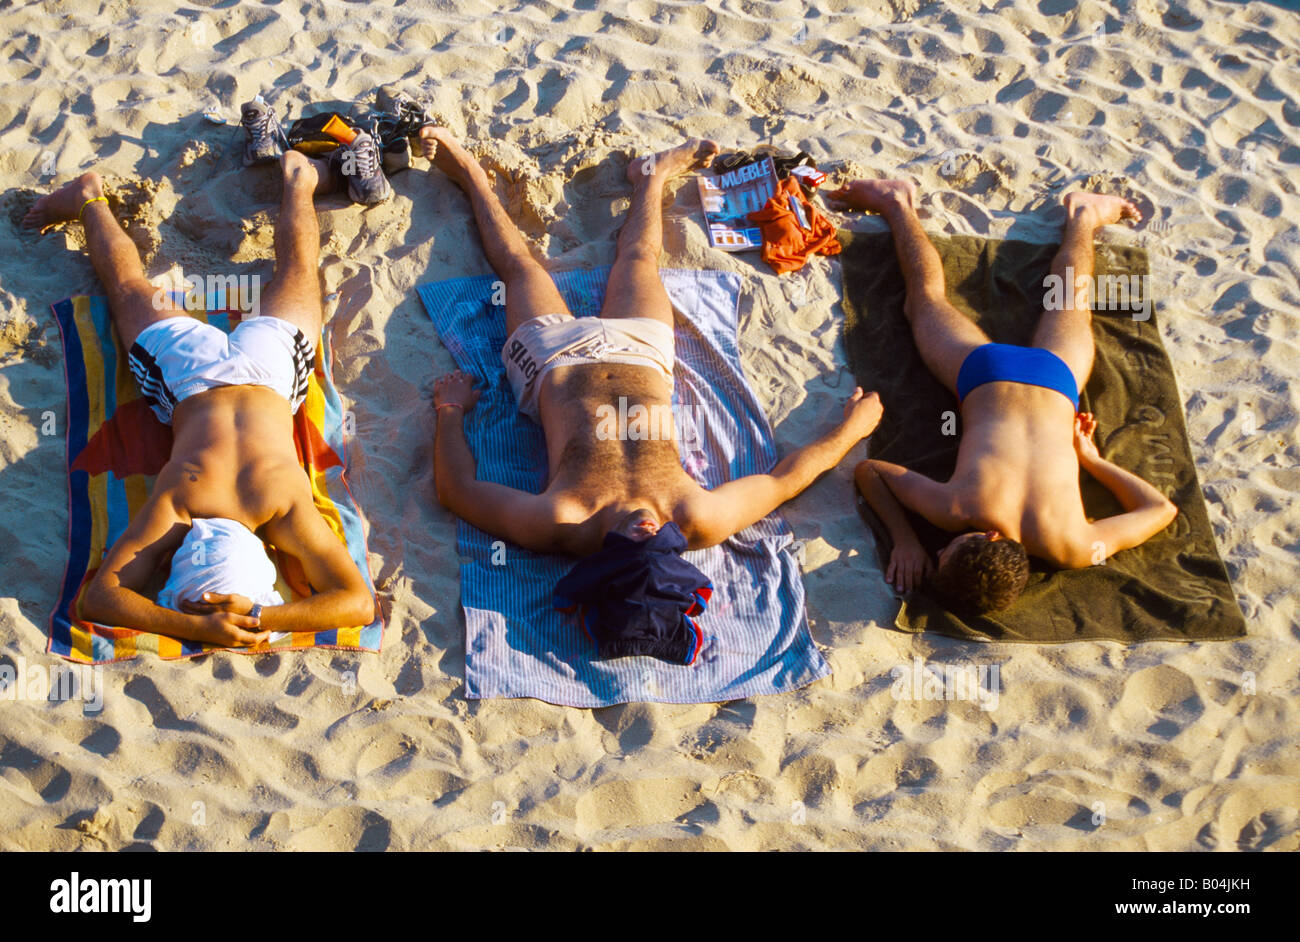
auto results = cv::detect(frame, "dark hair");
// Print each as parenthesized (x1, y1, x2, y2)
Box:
(932, 536, 1029, 613)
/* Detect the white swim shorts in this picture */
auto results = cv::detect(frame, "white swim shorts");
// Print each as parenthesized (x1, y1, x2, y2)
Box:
(127, 315, 316, 425)
(501, 314, 674, 422)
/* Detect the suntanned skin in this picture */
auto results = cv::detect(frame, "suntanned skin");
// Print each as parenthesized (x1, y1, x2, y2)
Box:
(422, 129, 884, 554)
(826, 179, 1178, 591)
(24, 154, 374, 645)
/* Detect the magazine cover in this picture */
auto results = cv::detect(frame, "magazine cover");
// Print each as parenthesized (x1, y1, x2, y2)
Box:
(696, 156, 780, 251)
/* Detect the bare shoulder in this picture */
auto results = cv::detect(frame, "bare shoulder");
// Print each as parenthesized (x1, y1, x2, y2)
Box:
(126, 480, 190, 539)
(1053, 539, 1101, 570)
(669, 480, 726, 549)
(269, 459, 315, 515)
(1022, 484, 1102, 568)
(542, 490, 607, 556)
(261, 481, 335, 548)
(931, 477, 979, 532)
(1030, 518, 1098, 570)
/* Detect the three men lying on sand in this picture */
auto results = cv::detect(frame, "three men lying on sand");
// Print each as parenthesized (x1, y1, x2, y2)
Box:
(24, 111, 1176, 650)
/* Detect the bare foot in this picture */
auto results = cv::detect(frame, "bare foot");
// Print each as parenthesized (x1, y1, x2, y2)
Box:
(1064, 190, 1142, 227)
(627, 139, 719, 185)
(824, 178, 918, 214)
(23, 171, 104, 232)
(280, 149, 332, 195)
(417, 126, 484, 190)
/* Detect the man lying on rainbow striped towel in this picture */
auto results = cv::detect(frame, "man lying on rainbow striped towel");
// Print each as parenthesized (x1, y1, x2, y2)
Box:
(24, 134, 377, 649)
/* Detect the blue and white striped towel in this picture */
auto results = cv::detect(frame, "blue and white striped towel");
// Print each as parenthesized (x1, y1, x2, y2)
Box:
(417, 268, 830, 706)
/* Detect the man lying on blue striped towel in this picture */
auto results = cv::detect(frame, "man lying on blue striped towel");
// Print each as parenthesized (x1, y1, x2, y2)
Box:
(421, 129, 882, 665)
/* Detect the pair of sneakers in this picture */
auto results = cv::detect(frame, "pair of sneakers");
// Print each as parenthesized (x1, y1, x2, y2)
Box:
(240, 95, 393, 205)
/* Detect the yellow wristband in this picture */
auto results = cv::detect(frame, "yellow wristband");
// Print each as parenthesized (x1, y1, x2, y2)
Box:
(78, 195, 108, 221)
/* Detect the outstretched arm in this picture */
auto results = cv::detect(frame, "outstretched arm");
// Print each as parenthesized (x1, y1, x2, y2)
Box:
(1071, 412, 1177, 565)
(80, 492, 269, 645)
(432, 371, 570, 553)
(683, 388, 883, 548)
(854, 459, 939, 592)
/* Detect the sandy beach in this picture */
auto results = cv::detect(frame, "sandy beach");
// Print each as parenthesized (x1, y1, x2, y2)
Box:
(1, 0, 1297, 851)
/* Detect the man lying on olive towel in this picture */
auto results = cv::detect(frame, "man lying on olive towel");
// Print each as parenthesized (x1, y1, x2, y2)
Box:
(829, 180, 1177, 614)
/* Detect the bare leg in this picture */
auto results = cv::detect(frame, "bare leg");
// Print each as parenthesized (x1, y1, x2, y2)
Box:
(1032, 191, 1142, 388)
(603, 140, 719, 326)
(845, 180, 989, 393)
(418, 127, 569, 337)
(24, 171, 187, 349)
(257, 151, 330, 338)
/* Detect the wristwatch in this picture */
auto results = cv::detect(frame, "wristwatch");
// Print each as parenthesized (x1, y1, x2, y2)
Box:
(249, 603, 263, 620)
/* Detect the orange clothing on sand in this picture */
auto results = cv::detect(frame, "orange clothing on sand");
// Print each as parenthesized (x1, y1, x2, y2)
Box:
(746, 176, 841, 275)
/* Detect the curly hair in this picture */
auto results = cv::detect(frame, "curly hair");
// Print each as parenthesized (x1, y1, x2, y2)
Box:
(932, 536, 1030, 614)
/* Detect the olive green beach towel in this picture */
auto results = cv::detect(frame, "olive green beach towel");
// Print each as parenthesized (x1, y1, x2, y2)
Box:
(838, 229, 1245, 643)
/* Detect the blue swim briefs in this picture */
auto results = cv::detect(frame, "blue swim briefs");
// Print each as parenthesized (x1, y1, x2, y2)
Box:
(955, 343, 1080, 410)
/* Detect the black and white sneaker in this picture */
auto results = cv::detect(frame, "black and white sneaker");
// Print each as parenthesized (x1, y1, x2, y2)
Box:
(240, 95, 288, 166)
(335, 129, 392, 205)
(373, 86, 435, 143)
(368, 86, 435, 175)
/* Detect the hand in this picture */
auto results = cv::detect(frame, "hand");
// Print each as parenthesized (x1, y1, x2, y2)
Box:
(179, 592, 253, 617)
(434, 370, 480, 415)
(842, 387, 883, 440)
(886, 539, 932, 593)
(193, 611, 268, 647)
(1074, 411, 1101, 464)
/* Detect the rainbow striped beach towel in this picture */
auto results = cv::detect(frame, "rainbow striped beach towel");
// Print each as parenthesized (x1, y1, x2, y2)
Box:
(48, 295, 383, 663)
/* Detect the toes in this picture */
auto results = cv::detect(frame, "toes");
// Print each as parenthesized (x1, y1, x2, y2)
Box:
(22, 198, 48, 229)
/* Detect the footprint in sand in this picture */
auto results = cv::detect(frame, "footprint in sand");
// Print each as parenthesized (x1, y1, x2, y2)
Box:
(574, 776, 703, 835)
(122, 674, 201, 733)
(930, 189, 994, 234)
(985, 780, 1097, 833)
(1216, 785, 1300, 851)
(781, 750, 842, 808)
(1112, 664, 1204, 740)
(355, 733, 419, 779)
(285, 806, 394, 851)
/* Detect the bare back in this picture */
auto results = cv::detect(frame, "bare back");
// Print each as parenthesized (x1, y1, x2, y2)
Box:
(152, 385, 315, 537)
(951, 382, 1089, 564)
